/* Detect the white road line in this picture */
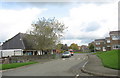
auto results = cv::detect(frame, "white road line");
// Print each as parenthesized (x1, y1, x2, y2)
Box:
(75, 74, 79, 78)
(83, 61, 88, 68)
(69, 58, 74, 60)
(83, 57, 86, 60)
(62, 58, 65, 60)
(77, 58, 80, 60)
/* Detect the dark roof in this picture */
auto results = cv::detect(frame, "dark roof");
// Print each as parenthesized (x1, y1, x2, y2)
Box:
(105, 37, 110, 39)
(2, 33, 35, 50)
(95, 39, 105, 41)
(109, 31, 120, 35)
(81, 45, 87, 47)
(2, 33, 25, 50)
(20, 33, 35, 50)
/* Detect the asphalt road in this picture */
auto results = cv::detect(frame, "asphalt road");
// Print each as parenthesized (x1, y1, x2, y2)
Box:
(2, 54, 91, 76)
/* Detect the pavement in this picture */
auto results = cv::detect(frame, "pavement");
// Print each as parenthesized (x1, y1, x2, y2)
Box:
(81, 54, 120, 77)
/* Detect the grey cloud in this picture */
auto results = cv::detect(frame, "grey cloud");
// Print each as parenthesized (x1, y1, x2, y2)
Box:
(83, 22, 101, 32)
(0, 33, 9, 43)
(1, 2, 74, 10)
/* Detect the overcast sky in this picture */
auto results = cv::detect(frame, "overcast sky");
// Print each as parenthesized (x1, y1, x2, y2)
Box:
(0, 0, 119, 46)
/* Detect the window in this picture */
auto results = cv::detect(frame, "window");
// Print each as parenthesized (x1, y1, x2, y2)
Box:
(107, 45, 111, 47)
(104, 42, 106, 44)
(103, 47, 106, 51)
(107, 40, 110, 43)
(112, 45, 120, 49)
(96, 47, 101, 50)
(112, 35, 120, 40)
(96, 42, 100, 45)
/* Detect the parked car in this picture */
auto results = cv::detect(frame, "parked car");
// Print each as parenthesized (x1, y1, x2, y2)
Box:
(68, 49, 74, 56)
(70, 51, 74, 56)
(62, 51, 71, 58)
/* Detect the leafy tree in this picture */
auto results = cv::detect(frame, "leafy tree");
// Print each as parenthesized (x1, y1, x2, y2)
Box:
(69, 43, 79, 50)
(56, 43, 63, 50)
(62, 44, 68, 50)
(56, 44, 68, 50)
(89, 44, 95, 52)
(26, 17, 66, 51)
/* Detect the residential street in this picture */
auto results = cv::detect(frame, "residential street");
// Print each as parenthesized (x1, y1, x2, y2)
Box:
(2, 54, 91, 76)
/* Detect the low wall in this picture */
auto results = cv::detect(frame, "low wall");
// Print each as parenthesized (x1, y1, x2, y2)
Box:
(1, 53, 62, 64)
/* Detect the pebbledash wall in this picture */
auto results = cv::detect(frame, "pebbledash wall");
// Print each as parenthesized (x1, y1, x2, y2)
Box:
(89, 30, 120, 52)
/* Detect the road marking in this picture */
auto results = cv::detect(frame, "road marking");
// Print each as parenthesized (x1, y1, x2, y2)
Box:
(77, 58, 80, 60)
(69, 58, 75, 60)
(76, 74, 79, 76)
(75, 74, 79, 78)
(62, 58, 65, 60)
(82, 57, 86, 60)
(83, 61, 88, 67)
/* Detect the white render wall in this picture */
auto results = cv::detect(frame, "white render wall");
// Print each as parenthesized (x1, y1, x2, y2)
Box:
(0, 49, 23, 58)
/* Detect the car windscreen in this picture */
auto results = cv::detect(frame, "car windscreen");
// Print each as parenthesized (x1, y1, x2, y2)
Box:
(64, 52, 69, 54)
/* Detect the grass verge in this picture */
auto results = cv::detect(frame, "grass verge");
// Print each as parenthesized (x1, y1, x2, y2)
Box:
(97, 50, 120, 70)
(0, 61, 38, 70)
(92, 51, 106, 55)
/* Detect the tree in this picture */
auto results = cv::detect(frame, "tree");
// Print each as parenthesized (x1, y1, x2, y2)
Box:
(89, 44, 95, 52)
(56, 43, 63, 50)
(26, 17, 66, 51)
(62, 44, 68, 50)
(69, 43, 79, 50)
(56, 44, 68, 50)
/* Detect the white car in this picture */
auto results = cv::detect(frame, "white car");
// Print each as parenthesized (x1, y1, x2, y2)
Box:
(62, 51, 71, 58)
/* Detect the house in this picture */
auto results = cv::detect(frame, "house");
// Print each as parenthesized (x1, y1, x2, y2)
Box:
(80, 45, 89, 52)
(88, 41, 95, 46)
(2, 33, 25, 50)
(109, 31, 120, 50)
(0, 46, 2, 50)
(78, 46, 81, 50)
(105, 37, 111, 51)
(94, 39, 106, 52)
(88, 41, 95, 52)
(88, 30, 120, 52)
(1, 33, 45, 56)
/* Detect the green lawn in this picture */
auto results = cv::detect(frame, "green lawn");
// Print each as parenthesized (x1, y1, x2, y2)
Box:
(92, 51, 106, 55)
(97, 50, 120, 70)
(0, 61, 38, 70)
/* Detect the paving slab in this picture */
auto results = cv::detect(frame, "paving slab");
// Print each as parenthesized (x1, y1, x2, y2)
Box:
(82, 55, 120, 77)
